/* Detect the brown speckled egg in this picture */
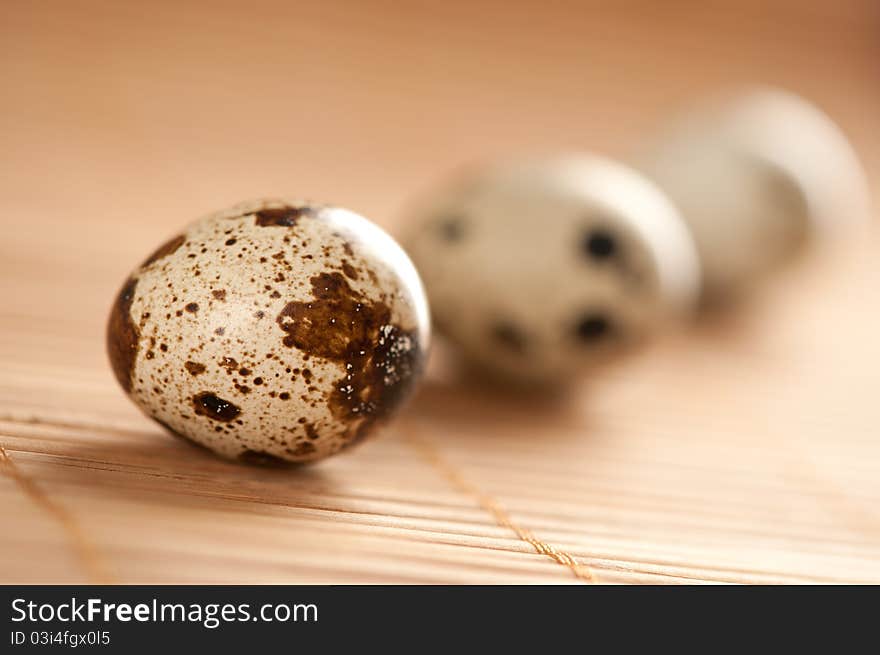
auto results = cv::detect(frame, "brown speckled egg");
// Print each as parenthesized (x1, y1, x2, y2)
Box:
(107, 199, 430, 464)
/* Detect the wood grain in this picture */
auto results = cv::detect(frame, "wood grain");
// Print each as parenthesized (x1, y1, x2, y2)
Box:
(1, 0, 879, 584)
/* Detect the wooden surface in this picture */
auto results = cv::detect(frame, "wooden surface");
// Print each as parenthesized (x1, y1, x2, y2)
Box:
(2, 0, 879, 584)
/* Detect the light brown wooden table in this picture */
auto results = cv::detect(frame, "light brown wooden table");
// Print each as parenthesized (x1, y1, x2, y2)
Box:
(2, 0, 879, 584)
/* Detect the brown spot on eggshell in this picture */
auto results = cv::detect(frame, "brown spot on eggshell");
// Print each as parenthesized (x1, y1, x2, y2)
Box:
(289, 441, 317, 457)
(212, 289, 227, 301)
(141, 234, 185, 267)
(341, 260, 359, 280)
(254, 205, 316, 227)
(490, 321, 528, 354)
(276, 271, 423, 444)
(185, 302, 199, 313)
(184, 361, 206, 376)
(106, 276, 140, 393)
(192, 392, 240, 421)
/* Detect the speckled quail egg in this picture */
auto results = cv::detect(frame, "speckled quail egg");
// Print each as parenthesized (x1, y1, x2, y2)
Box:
(107, 199, 430, 464)
(401, 155, 700, 385)
(635, 87, 872, 300)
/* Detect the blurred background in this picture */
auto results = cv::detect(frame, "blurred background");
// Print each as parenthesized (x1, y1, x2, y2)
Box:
(1, 0, 879, 583)
(3, 1, 878, 236)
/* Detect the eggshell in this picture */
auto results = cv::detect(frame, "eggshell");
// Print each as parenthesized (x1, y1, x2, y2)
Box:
(636, 87, 871, 298)
(400, 155, 699, 384)
(107, 199, 430, 463)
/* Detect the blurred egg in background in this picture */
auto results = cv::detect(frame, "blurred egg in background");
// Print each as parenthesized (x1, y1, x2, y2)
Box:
(634, 87, 872, 302)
